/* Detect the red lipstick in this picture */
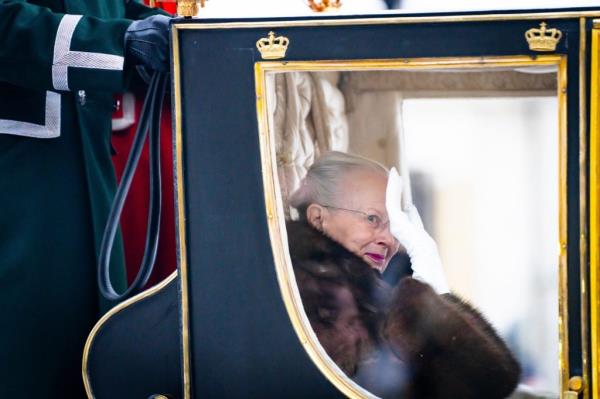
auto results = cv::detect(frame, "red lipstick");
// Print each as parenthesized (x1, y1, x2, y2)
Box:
(365, 253, 384, 264)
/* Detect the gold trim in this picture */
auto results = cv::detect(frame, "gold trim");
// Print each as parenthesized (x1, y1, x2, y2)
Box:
(558, 52, 570, 398)
(171, 25, 192, 399)
(589, 24, 600, 399)
(255, 56, 564, 72)
(174, 10, 600, 31)
(255, 55, 568, 398)
(82, 272, 178, 398)
(579, 17, 590, 399)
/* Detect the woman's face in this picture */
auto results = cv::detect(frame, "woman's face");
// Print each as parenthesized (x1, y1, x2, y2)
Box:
(307, 169, 400, 273)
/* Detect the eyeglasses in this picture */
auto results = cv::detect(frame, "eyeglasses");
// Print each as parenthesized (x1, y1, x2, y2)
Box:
(322, 205, 390, 232)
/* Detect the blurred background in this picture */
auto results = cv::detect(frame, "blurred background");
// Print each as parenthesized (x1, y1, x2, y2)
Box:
(403, 95, 559, 395)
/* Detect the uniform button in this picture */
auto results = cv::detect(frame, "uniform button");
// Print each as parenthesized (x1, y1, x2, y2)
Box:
(113, 99, 121, 111)
(78, 90, 86, 106)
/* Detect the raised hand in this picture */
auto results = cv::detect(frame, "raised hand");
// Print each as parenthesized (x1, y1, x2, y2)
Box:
(386, 167, 449, 294)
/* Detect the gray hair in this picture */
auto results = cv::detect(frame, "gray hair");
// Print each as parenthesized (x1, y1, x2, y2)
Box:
(289, 151, 388, 220)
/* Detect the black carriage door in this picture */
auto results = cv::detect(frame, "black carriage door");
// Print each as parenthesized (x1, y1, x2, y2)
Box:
(173, 9, 598, 399)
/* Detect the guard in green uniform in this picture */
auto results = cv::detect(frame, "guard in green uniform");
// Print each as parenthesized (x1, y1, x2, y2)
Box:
(0, 1, 169, 397)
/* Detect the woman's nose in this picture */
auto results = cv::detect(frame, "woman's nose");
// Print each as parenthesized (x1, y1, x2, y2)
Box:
(376, 226, 396, 247)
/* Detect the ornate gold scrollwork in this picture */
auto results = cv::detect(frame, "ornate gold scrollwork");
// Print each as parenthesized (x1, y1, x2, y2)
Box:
(176, 0, 203, 17)
(525, 22, 563, 52)
(307, 0, 342, 12)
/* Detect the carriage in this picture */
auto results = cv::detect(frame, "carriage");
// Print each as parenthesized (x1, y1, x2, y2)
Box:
(83, 2, 600, 398)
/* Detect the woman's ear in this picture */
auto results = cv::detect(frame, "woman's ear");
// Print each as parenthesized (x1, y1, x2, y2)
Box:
(306, 204, 325, 231)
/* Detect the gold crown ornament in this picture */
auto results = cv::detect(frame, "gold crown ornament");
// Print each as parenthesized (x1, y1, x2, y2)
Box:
(256, 31, 289, 60)
(307, 0, 342, 12)
(176, 0, 207, 17)
(525, 22, 562, 52)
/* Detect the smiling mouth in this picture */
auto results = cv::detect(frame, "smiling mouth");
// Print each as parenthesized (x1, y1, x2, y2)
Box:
(365, 253, 385, 265)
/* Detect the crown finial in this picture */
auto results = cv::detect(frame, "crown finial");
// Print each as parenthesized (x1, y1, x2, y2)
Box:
(175, 0, 208, 17)
(256, 31, 290, 60)
(176, 0, 198, 17)
(525, 22, 562, 52)
(307, 0, 342, 12)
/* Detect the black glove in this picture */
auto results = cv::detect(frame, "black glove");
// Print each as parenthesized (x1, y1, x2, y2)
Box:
(124, 15, 170, 73)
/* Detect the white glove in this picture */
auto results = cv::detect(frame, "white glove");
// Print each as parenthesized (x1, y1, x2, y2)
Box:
(386, 167, 450, 295)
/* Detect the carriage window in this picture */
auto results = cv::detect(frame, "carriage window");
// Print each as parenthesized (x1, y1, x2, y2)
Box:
(261, 63, 560, 398)
(402, 96, 559, 394)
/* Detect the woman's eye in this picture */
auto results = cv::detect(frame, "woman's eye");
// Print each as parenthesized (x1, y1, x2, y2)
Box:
(366, 214, 380, 226)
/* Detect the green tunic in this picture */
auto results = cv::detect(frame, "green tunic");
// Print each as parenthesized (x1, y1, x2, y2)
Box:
(0, 1, 163, 397)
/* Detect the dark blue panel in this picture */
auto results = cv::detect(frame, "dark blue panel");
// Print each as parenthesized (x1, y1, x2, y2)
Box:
(88, 279, 182, 398)
(178, 29, 342, 397)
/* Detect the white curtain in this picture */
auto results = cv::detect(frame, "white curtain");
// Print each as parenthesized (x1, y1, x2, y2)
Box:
(266, 71, 349, 218)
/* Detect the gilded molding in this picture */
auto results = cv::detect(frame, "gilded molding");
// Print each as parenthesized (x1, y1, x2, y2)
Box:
(171, 24, 192, 399)
(589, 24, 600, 399)
(578, 16, 590, 399)
(558, 53, 570, 397)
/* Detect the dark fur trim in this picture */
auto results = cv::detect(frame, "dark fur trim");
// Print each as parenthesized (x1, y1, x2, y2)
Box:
(383, 278, 521, 399)
(287, 221, 391, 312)
(287, 221, 521, 399)
(287, 221, 389, 376)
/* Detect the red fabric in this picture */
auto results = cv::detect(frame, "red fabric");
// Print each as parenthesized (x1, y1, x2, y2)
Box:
(144, 1, 177, 14)
(156, 2, 177, 13)
(111, 96, 177, 287)
(110, 1, 177, 288)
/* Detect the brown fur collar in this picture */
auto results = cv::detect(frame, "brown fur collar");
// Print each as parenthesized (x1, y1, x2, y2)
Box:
(286, 220, 389, 377)
(286, 221, 521, 399)
(286, 220, 391, 311)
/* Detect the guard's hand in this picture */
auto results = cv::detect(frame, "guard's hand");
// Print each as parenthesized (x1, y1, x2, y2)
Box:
(125, 15, 170, 73)
(386, 167, 450, 294)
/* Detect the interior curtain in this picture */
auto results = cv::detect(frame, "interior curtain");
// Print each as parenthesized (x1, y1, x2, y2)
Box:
(266, 71, 349, 218)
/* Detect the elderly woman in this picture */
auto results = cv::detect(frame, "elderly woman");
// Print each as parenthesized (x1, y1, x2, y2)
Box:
(287, 151, 520, 399)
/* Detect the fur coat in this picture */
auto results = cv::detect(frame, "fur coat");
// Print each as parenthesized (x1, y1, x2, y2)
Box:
(287, 221, 521, 399)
